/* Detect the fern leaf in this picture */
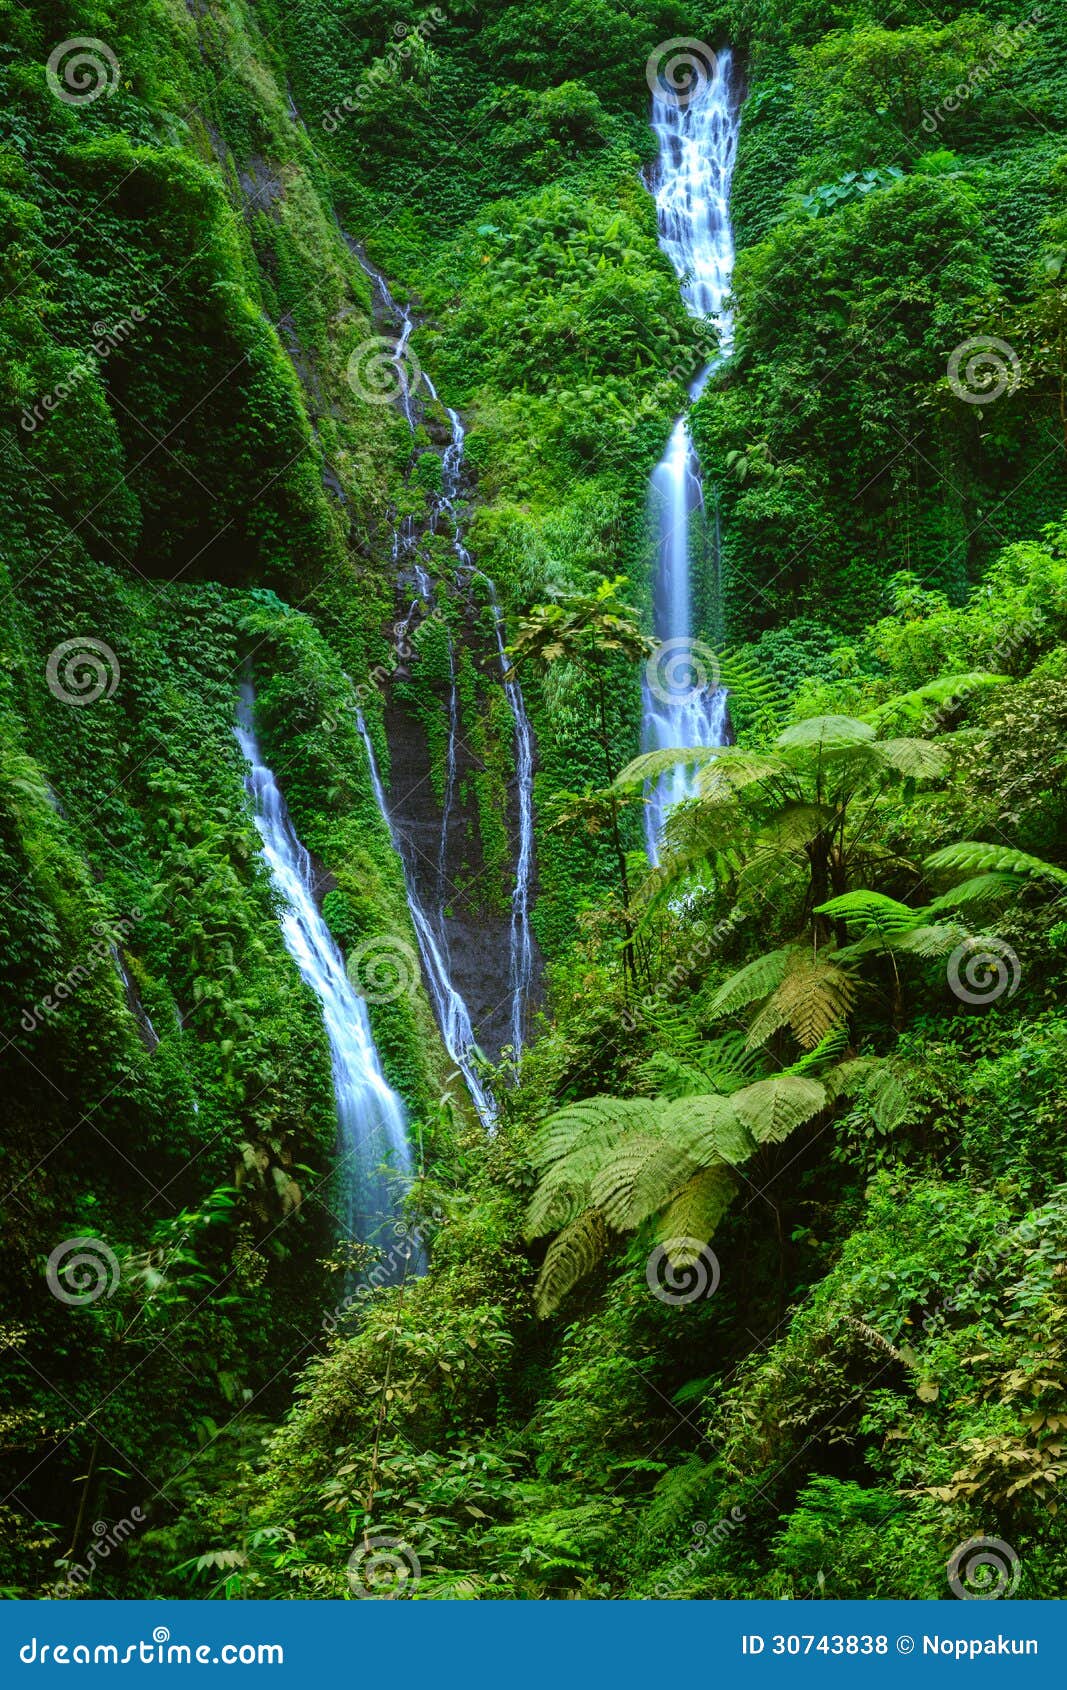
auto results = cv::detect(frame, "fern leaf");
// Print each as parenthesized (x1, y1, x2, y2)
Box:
(659, 1094, 757, 1167)
(887, 922, 968, 957)
(924, 842, 1067, 886)
(875, 737, 950, 780)
(924, 873, 1026, 913)
(776, 715, 876, 752)
(613, 746, 721, 793)
(695, 748, 784, 800)
(591, 1136, 687, 1231)
(732, 1075, 826, 1143)
(706, 947, 790, 1019)
(815, 891, 918, 933)
(781, 1028, 849, 1074)
(636, 1051, 724, 1101)
(656, 1167, 737, 1255)
(532, 1097, 655, 1171)
(533, 1211, 611, 1317)
(525, 1166, 594, 1239)
(747, 951, 856, 1051)
(864, 672, 1010, 731)
(751, 802, 836, 853)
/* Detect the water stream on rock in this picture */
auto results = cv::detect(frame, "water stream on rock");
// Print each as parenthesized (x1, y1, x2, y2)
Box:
(640, 49, 741, 864)
(340, 255, 537, 1122)
(235, 686, 416, 1267)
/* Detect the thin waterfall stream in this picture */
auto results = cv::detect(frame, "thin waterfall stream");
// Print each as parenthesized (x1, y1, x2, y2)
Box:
(342, 255, 537, 1126)
(640, 48, 741, 864)
(235, 686, 417, 1270)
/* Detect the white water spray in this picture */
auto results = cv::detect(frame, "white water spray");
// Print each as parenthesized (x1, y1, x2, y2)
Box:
(235, 687, 415, 1258)
(641, 49, 740, 862)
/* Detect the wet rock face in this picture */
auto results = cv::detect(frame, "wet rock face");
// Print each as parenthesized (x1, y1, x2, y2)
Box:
(383, 676, 530, 1065)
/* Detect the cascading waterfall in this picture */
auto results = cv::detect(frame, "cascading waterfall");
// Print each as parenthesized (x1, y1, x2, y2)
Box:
(340, 241, 537, 1115)
(640, 48, 741, 864)
(235, 687, 417, 1267)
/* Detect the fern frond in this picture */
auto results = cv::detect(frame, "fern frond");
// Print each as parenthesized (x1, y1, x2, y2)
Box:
(731, 1075, 827, 1143)
(924, 842, 1067, 886)
(750, 802, 836, 854)
(746, 951, 857, 1051)
(716, 647, 785, 720)
(613, 745, 722, 793)
(864, 671, 1010, 731)
(636, 1052, 710, 1100)
(827, 1057, 919, 1130)
(532, 1097, 655, 1171)
(815, 891, 918, 934)
(781, 1028, 849, 1074)
(694, 748, 785, 800)
(593, 1136, 703, 1231)
(924, 873, 1026, 913)
(706, 947, 791, 1019)
(659, 1093, 757, 1167)
(525, 1169, 592, 1239)
(886, 922, 968, 957)
(533, 1211, 611, 1317)
(875, 737, 950, 780)
(656, 1166, 737, 1255)
(776, 715, 876, 752)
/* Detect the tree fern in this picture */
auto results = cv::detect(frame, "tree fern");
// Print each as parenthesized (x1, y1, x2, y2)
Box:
(925, 873, 1027, 912)
(864, 671, 1010, 731)
(611, 745, 721, 793)
(886, 922, 969, 957)
(874, 737, 950, 780)
(776, 715, 876, 752)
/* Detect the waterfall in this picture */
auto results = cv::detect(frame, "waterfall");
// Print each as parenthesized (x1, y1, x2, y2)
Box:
(640, 47, 740, 864)
(357, 713, 499, 1130)
(235, 687, 417, 1267)
(339, 239, 538, 1106)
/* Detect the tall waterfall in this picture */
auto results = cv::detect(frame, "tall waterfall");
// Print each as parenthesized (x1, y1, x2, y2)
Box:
(640, 48, 740, 863)
(341, 241, 537, 1115)
(235, 687, 416, 1266)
